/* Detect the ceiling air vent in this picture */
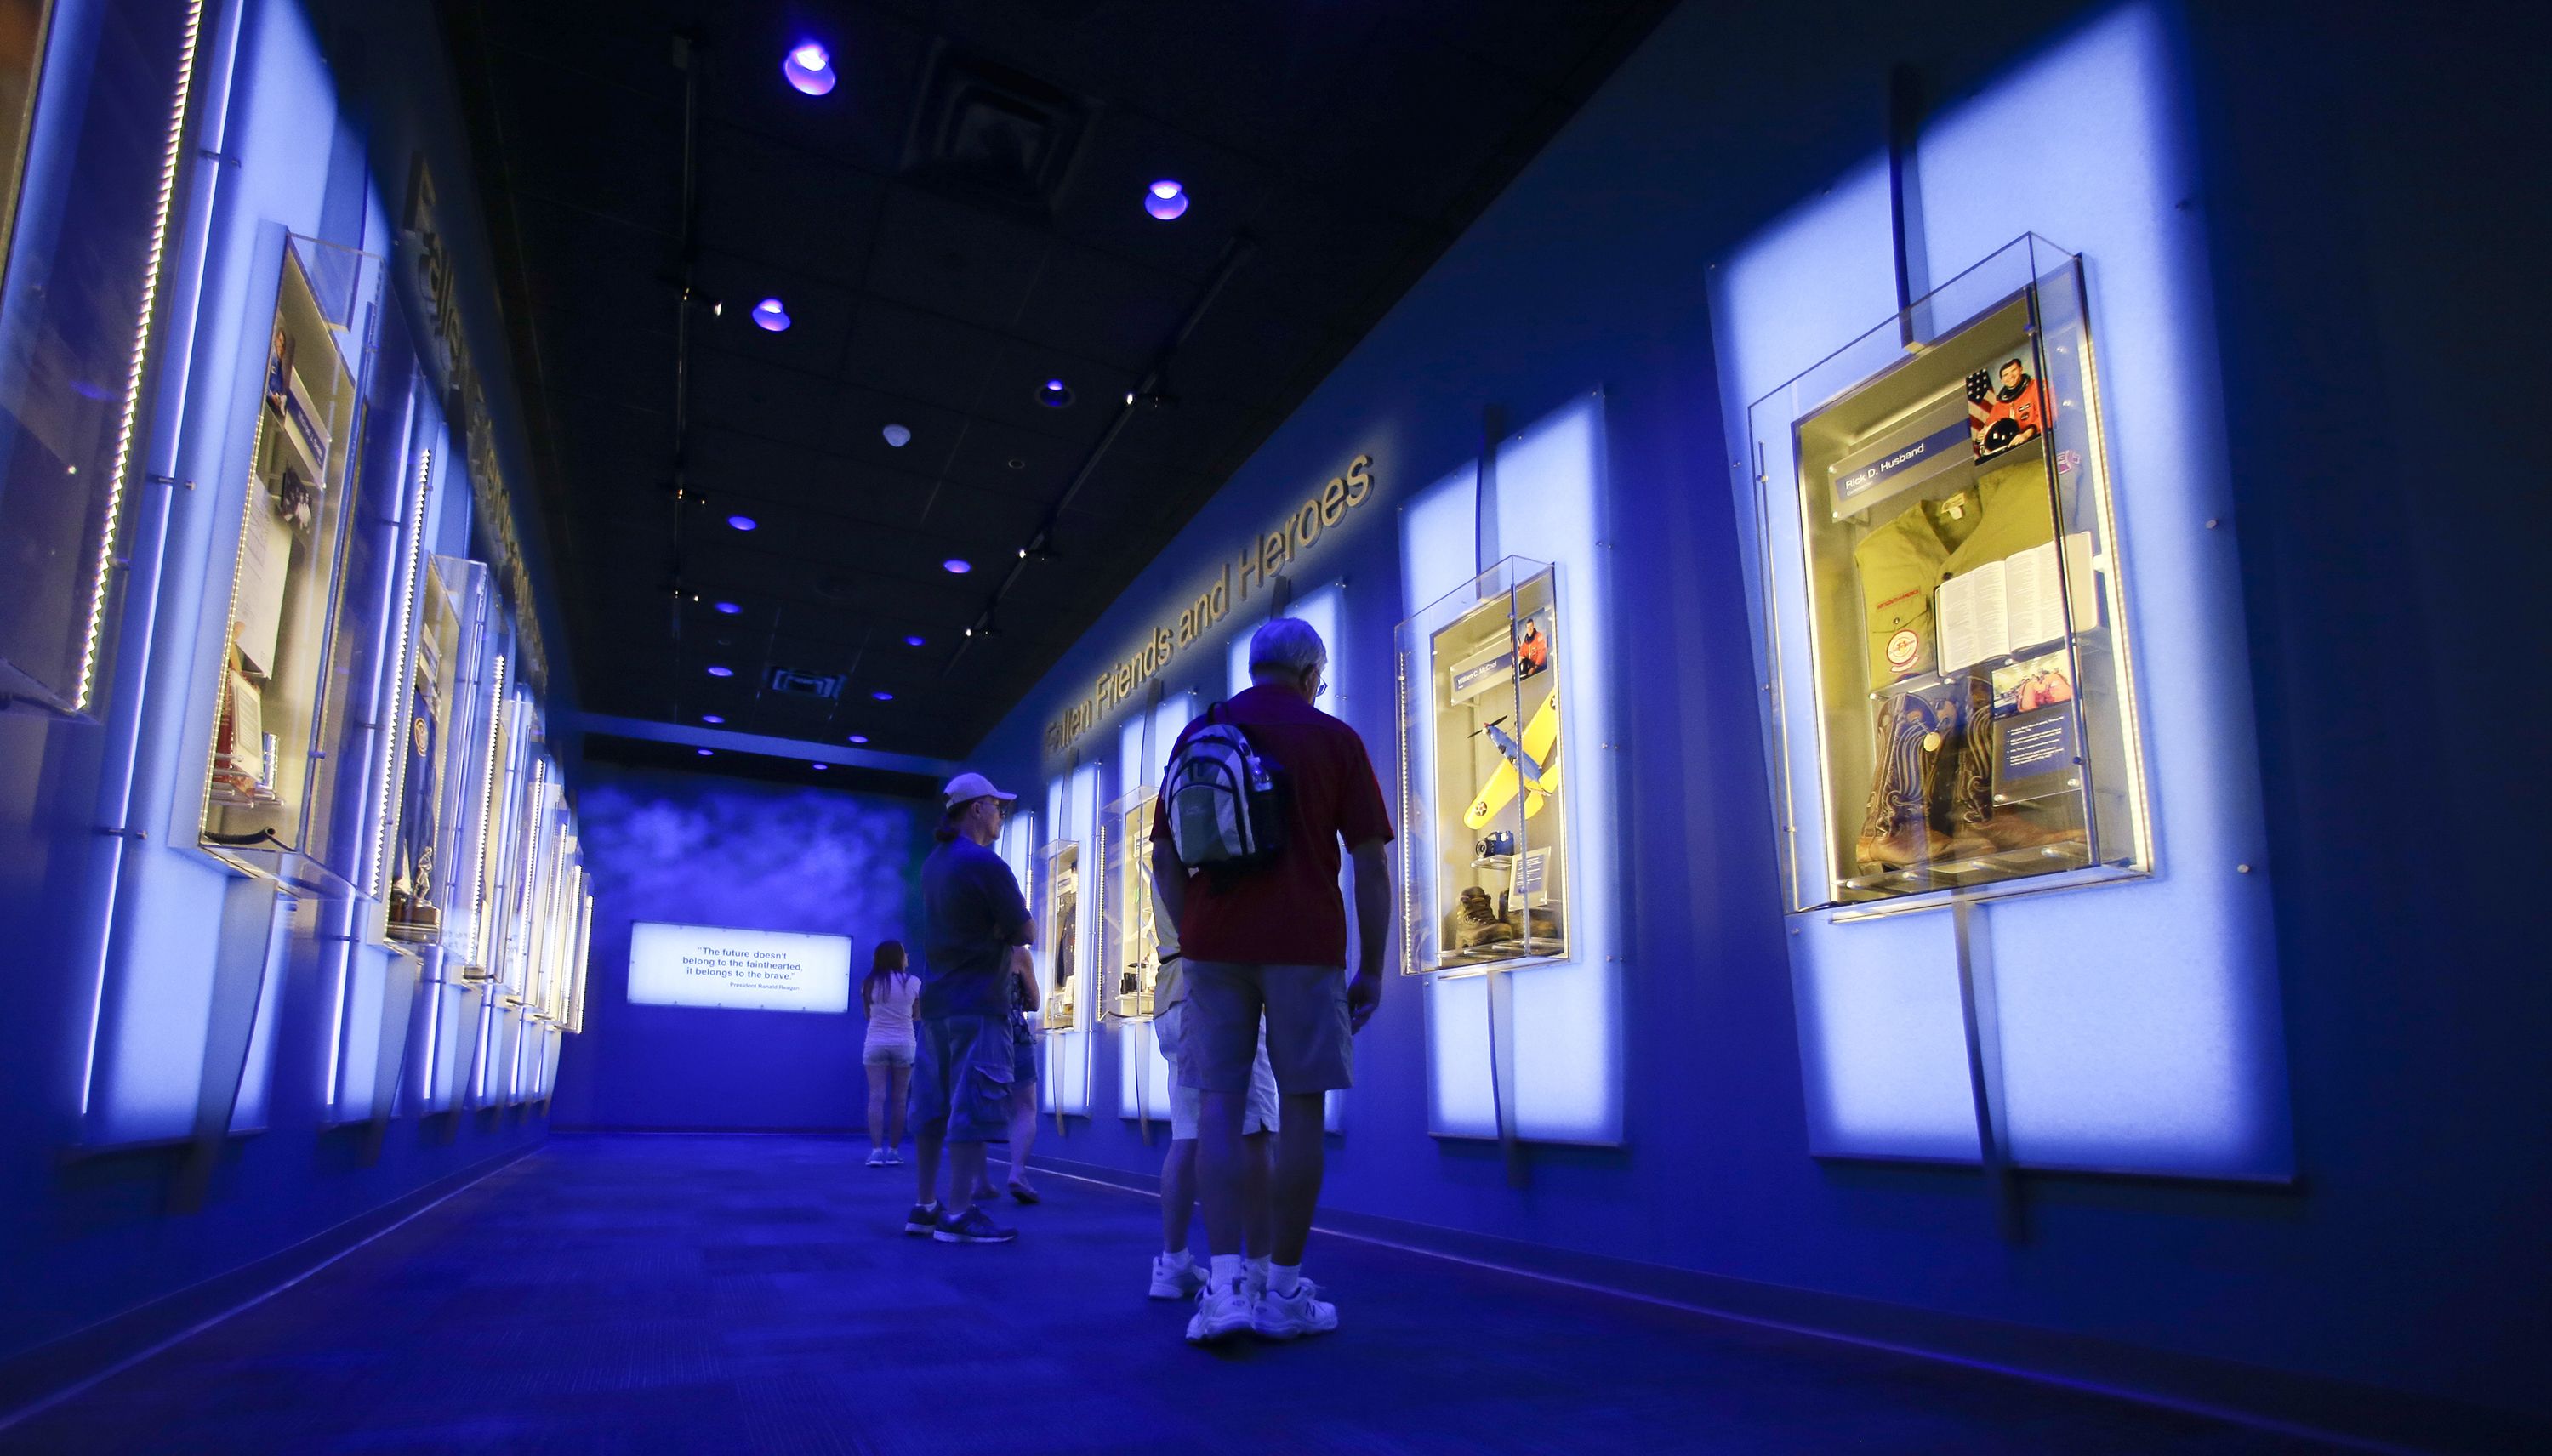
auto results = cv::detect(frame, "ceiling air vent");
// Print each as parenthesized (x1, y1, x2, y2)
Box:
(765, 667, 846, 701)
(902, 46, 1088, 213)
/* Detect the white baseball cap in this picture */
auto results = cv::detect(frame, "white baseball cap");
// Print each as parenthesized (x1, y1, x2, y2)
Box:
(943, 771, 1017, 807)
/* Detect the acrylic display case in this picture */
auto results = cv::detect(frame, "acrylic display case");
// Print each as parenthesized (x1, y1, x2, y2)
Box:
(1100, 788, 1161, 1021)
(196, 241, 368, 891)
(406, 560, 505, 955)
(1397, 557, 1571, 977)
(0, 0, 199, 720)
(1746, 235, 2148, 913)
(1034, 838, 1083, 1030)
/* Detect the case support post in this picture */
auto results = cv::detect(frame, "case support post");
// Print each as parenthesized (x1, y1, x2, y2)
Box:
(1887, 62, 1929, 351)
(1486, 968, 1529, 1188)
(1951, 895, 2023, 1242)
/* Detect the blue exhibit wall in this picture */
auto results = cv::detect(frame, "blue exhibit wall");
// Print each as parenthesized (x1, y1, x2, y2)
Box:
(0, 0, 573, 1376)
(961, 0, 2550, 1442)
(550, 764, 931, 1133)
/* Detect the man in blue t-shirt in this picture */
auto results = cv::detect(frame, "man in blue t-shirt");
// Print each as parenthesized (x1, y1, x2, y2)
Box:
(904, 772, 1034, 1245)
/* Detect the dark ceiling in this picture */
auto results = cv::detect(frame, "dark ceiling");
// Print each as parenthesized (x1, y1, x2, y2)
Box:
(436, 0, 1672, 759)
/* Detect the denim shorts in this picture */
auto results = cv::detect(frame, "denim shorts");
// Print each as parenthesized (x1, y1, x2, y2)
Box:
(908, 1014, 1014, 1143)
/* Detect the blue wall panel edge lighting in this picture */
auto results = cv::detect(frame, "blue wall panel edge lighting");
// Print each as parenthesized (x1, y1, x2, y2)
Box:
(943, 0, 2549, 1438)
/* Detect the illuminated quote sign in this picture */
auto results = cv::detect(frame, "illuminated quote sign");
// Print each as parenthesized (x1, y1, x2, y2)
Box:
(1045, 454, 1376, 755)
(627, 922, 852, 1013)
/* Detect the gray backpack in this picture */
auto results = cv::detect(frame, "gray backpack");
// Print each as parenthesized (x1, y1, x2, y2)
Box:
(1164, 703, 1285, 874)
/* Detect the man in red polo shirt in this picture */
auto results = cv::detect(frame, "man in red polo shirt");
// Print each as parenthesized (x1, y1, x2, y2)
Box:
(1151, 616, 1393, 1345)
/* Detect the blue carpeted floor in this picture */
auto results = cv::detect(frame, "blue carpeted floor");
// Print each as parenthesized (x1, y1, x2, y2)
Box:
(0, 1135, 2349, 1453)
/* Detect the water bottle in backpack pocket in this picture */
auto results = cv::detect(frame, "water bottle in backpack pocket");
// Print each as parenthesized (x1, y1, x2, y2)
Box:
(1164, 702, 1285, 873)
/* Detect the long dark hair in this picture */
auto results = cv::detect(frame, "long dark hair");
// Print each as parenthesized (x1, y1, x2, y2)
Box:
(863, 941, 908, 1016)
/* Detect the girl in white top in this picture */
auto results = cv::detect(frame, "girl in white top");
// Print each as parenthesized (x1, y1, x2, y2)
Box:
(863, 941, 921, 1166)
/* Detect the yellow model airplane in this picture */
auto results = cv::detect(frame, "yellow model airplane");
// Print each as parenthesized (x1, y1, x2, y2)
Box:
(1464, 692, 1561, 829)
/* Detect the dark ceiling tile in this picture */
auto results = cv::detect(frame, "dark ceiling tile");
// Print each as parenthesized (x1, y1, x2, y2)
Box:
(832, 298, 1003, 417)
(937, 416, 1087, 502)
(687, 424, 817, 502)
(1008, 241, 1192, 375)
(794, 455, 939, 531)
(1284, 36, 1529, 224)
(1410, 0, 1653, 94)
(505, 193, 679, 303)
(914, 482, 1048, 543)
(859, 185, 1056, 332)
(685, 350, 839, 451)
(488, 51, 685, 235)
(476, 0, 692, 105)
(547, 389, 673, 492)
(692, 123, 888, 287)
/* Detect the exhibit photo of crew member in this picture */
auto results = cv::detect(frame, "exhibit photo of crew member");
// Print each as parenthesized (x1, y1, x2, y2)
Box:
(1966, 355, 2054, 460)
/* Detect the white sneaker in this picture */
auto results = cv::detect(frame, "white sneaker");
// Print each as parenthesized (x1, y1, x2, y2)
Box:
(864, 1148, 887, 1167)
(883, 1148, 904, 1165)
(1250, 1279, 1338, 1340)
(1149, 1254, 1205, 1300)
(1245, 1265, 1320, 1303)
(1184, 1279, 1254, 1345)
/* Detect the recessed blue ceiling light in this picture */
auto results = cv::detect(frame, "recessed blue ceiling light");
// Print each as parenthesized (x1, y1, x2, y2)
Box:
(848, 733, 869, 744)
(1036, 378, 1072, 408)
(714, 600, 741, 615)
(697, 748, 714, 756)
(782, 42, 835, 97)
(702, 714, 725, 725)
(811, 762, 829, 771)
(750, 298, 791, 332)
(1145, 179, 1188, 220)
(903, 634, 926, 646)
(882, 422, 911, 447)
(871, 690, 895, 702)
(727, 514, 757, 532)
(706, 664, 733, 678)
(943, 558, 971, 574)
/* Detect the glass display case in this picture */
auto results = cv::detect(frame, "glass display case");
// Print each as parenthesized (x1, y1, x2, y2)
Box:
(403, 560, 505, 957)
(313, 289, 430, 909)
(196, 241, 368, 890)
(1397, 557, 1570, 977)
(378, 555, 470, 942)
(1034, 838, 1082, 1030)
(0, 0, 199, 720)
(1746, 235, 2149, 912)
(1100, 788, 1161, 1021)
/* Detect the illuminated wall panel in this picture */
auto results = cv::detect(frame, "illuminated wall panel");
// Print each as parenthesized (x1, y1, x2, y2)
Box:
(1399, 401, 1625, 1146)
(1712, 4, 2291, 1177)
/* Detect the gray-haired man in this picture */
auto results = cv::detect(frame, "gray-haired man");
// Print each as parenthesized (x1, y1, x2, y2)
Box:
(1151, 617, 1393, 1344)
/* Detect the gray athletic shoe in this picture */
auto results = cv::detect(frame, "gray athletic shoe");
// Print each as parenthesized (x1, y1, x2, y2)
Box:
(902, 1203, 942, 1235)
(933, 1206, 1017, 1244)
